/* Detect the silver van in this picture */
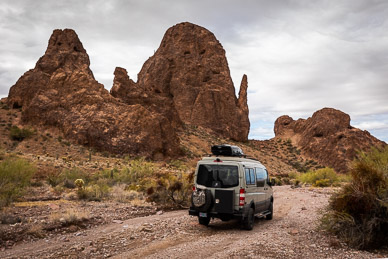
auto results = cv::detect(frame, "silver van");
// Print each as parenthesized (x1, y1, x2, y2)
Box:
(189, 145, 273, 230)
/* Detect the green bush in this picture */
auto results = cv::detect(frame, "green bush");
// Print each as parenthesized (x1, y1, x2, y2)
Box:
(93, 158, 155, 187)
(76, 178, 110, 201)
(0, 157, 35, 208)
(9, 126, 34, 141)
(46, 168, 90, 189)
(61, 168, 90, 188)
(67, 158, 192, 207)
(321, 147, 388, 249)
(297, 167, 343, 187)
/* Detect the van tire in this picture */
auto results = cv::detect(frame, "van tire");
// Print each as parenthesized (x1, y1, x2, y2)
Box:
(242, 207, 254, 230)
(198, 216, 211, 226)
(266, 202, 273, 220)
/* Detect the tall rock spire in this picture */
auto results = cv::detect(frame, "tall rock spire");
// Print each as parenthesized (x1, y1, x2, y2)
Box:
(237, 74, 250, 140)
(132, 22, 250, 141)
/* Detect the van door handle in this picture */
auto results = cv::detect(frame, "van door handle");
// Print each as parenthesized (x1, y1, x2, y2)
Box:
(264, 188, 268, 190)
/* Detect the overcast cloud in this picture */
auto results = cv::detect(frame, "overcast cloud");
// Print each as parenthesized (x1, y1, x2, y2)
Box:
(1, 0, 387, 142)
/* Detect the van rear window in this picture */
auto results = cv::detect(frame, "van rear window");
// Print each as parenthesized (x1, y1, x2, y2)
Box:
(197, 165, 239, 188)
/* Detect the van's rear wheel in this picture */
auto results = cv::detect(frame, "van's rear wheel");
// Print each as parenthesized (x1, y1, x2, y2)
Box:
(242, 207, 254, 230)
(198, 216, 211, 226)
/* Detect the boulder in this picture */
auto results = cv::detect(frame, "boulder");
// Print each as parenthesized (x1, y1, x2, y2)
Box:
(274, 108, 386, 173)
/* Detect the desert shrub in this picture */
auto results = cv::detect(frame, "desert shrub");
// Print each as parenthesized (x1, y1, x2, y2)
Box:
(272, 177, 283, 186)
(61, 168, 90, 188)
(47, 170, 62, 187)
(297, 167, 343, 187)
(9, 126, 34, 141)
(130, 158, 155, 180)
(0, 157, 35, 208)
(79, 158, 192, 207)
(51, 208, 89, 225)
(321, 147, 388, 249)
(26, 224, 46, 238)
(169, 160, 189, 171)
(288, 171, 299, 179)
(77, 179, 110, 201)
(288, 160, 308, 173)
(46, 168, 89, 189)
(146, 170, 192, 208)
(92, 158, 155, 187)
(110, 184, 144, 203)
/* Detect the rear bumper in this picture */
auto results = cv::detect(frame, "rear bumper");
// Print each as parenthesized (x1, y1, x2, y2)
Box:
(188, 207, 243, 220)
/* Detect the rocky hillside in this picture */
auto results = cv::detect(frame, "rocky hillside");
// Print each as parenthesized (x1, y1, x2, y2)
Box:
(7, 29, 180, 159)
(7, 22, 249, 159)
(274, 108, 387, 173)
(0, 99, 318, 178)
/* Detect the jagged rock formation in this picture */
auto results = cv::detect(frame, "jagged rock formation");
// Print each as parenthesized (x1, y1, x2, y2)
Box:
(274, 108, 387, 173)
(7, 29, 180, 158)
(7, 22, 250, 157)
(111, 22, 250, 141)
(110, 67, 182, 130)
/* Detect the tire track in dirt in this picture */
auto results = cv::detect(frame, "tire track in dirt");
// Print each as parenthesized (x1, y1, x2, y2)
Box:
(1, 186, 383, 259)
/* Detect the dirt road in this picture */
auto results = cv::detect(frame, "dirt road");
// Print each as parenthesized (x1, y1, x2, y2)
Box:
(0, 186, 384, 258)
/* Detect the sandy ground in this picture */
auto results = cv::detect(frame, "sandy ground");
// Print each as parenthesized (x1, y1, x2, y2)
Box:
(1, 186, 386, 259)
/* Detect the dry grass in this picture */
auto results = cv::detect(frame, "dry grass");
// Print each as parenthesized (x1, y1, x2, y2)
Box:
(110, 184, 144, 203)
(14, 199, 73, 207)
(26, 224, 46, 238)
(50, 208, 89, 225)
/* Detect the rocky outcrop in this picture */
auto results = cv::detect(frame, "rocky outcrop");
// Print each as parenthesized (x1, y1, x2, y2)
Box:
(110, 67, 182, 130)
(8, 29, 180, 158)
(274, 108, 386, 173)
(112, 22, 250, 142)
(8, 23, 250, 158)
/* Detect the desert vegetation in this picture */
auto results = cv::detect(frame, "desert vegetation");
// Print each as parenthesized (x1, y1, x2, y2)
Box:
(321, 147, 388, 249)
(0, 155, 35, 209)
(42, 158, 193, 208)
(272, 167, 348, 187)
(295, 167, 349, 187)
(9, 126, 35, 141)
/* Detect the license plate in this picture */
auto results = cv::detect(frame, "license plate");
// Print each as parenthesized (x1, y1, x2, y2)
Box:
(199, 212, 207, 217)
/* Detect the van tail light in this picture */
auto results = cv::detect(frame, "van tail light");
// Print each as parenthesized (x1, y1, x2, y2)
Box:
(192, 186, 196, 191)
(239, 188, 245, 207)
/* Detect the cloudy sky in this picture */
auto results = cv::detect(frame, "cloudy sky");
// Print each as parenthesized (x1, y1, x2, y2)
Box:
(1, 0, 387, 142)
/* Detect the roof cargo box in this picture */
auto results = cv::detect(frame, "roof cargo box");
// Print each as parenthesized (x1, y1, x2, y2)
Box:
(211, 144, 244, 157)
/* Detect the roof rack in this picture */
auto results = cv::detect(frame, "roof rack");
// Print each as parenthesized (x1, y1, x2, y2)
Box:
(211, 144, 244, 157)
(202, 155, 262, 164)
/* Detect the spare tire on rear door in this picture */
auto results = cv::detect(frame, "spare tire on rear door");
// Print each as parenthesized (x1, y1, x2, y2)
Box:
(191, 189, 213, 212)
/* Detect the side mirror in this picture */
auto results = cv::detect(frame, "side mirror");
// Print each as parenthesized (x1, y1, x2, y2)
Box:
(270, 178, 276, 186)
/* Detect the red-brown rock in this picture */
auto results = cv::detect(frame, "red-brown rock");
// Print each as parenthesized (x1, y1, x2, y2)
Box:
(118, 22, 250, 142)
(274, 108, 386, 173)
(8, 29, 180, 158)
